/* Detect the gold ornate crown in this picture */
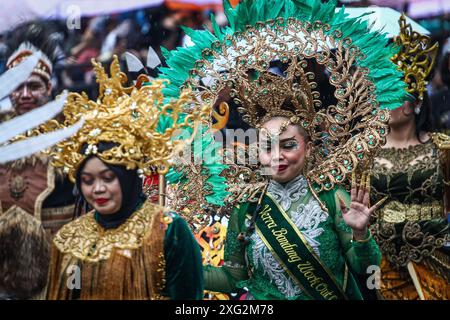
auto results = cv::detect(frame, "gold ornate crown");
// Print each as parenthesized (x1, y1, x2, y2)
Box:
(184, 19, 391, 192)
(391, 14, 438, 100)
(39, 56, 209, 182)
(234, 58, 318, 138)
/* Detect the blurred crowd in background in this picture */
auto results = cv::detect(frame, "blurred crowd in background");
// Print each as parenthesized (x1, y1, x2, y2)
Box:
(1, 0, 450, 132)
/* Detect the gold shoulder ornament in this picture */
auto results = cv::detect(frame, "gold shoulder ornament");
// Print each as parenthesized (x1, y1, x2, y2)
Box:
(53, 201, 165, 262)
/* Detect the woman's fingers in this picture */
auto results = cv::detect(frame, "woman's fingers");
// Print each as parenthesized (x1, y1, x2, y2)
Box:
(351, 171, 357, 201)
(364, 174, 371, 206)
(363, 189, 370, 207)
(368, 205, 378, 216)
(352, 171, 370, 203)
(357, 185, 364, 203)
(369, 195, 389, 216)
(338, 194, 348, 214)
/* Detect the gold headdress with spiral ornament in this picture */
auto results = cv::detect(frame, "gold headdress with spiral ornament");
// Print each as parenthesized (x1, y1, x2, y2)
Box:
(35, 55, 210, 182)
(391, 14, 438, 101)
(160, 0, 409, 194)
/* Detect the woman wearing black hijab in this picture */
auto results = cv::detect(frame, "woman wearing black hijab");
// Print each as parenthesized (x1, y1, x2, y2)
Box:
(73, 142, 148, 230)
(45, 57, 204, 300)
(47, 144, 203, 300)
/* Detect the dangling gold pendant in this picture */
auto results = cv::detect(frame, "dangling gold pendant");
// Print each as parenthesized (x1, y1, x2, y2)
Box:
(9, 175, 28, 200)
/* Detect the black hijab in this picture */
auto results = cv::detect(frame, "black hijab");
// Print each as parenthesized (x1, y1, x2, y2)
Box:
(74, 142, 146, 229)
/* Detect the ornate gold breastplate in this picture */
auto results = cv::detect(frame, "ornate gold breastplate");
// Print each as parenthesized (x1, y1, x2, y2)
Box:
(53, 201, 164, 262)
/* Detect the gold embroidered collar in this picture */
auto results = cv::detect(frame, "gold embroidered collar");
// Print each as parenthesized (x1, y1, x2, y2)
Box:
(53, 201, 163, 262)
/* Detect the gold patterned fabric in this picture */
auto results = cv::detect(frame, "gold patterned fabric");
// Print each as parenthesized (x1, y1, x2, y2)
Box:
(379, 257, 450, 300)
(195, 219, 230, 300)
(370, 139, 450, 300)
(47, 201, 168, 299)
(41, 204, 74, 236)
(371, 140, 444, 208)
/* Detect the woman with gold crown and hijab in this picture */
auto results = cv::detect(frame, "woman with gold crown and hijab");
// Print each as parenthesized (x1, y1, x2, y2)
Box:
(368, 14, 450, 300)
(38, 55, 206, 300)
(157, 0, 409, 300)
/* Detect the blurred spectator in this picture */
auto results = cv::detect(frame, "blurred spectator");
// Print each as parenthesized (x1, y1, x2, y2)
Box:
(99, 19, 131, 61)
(64, 17, 106, 87)
(0, 4, 227, 98)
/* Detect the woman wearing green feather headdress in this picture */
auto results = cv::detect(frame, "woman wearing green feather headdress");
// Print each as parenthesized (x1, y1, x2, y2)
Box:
(159, 0, 408, 300)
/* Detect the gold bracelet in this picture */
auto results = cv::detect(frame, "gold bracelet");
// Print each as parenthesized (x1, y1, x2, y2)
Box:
(352, 231, 372, 243)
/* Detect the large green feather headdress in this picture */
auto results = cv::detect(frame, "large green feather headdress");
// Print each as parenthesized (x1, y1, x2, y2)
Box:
(160, 0, 407, 217)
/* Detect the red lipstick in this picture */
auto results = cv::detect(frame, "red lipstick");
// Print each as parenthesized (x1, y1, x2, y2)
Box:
(272, 165, 288, 173)
(95, 198, 109, 205)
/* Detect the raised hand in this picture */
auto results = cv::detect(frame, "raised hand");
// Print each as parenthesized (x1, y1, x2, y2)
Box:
(338, 172, 380, 240)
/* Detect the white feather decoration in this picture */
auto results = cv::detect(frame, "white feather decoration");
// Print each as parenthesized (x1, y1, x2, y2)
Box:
(0, 118, 84, 164)
(0, 92, 67, 145)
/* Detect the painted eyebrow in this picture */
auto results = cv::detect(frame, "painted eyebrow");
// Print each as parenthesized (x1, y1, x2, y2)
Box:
(81, 169, 113, 176)
(279, 137, 297, 143)
(259, 137, 297, 143)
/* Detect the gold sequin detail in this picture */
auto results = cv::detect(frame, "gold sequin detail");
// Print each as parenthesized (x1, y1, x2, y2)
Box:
(53, 201, 163, 262)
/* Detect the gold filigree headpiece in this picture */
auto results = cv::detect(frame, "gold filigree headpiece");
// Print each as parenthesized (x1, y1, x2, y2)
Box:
(234, 57, 318, 139)
(184, 18, 392, 192)
(39, 56, 209, 182)
(391, 14, 438, 101)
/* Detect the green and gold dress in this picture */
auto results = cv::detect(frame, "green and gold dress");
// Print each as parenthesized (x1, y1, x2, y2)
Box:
(370, 135, 450, 300)
(205, 175, 381, 300)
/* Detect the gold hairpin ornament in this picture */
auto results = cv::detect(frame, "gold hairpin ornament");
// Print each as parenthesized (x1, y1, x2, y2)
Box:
(391, 14, 438, 100)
